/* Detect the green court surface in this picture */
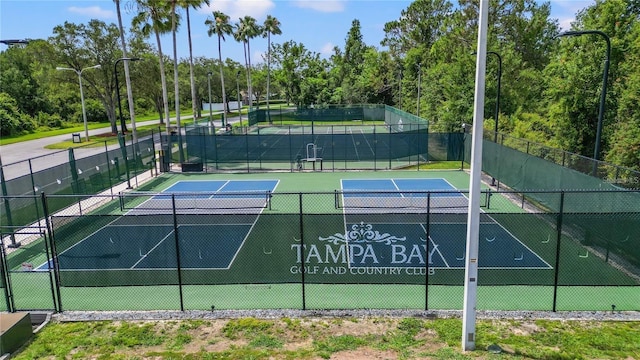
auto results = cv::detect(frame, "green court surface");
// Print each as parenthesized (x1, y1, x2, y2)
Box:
(2, 170, 639, 312)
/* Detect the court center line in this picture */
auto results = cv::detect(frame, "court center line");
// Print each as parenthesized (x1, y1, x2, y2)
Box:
(390, 179, 405, 198)
(130, 231, 175, 269)
(419, 223, 450, 268)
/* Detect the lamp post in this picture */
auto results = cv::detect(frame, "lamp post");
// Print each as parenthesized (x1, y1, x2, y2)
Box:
(207, 72, 213, 130)
(416, 63, 421, 117)
(486, 52, 502, 143)
(236, 70, 243, 127)
(487, 51, 501, 186)
(556, 30, 610, 175)
(114, 57, 140, 136)
(56, 64, 101, 142)
(398, 69, 403, 111)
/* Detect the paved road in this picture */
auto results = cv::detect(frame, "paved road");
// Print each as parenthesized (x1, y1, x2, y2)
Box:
(0, 114, 241, 180)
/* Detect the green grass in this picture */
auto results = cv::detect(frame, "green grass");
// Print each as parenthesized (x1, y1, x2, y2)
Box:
(0, 109, 196, 146)
(43, 124, 164, 149)
(11, 317, 640, 359)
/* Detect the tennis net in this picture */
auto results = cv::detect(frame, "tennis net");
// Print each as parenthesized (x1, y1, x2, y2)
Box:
(335, 190, 487, 213)
(120, 191, 272, 214)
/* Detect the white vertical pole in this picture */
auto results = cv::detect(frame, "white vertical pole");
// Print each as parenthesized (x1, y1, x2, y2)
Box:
(78, 72, 89, 142)
(462, 0, 489, 352)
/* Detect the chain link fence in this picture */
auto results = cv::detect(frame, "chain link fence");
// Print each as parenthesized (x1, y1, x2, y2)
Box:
(1, 189, 638, 312)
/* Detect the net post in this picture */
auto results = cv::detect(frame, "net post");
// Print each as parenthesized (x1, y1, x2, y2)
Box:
(267, 190, 272, 210)
(485, 189, 491, 209)
(119, 192, 124, 212)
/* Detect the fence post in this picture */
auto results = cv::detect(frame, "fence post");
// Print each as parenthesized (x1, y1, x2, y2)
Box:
(199, 130, 207, 173)
(104, 141, 114, 198)
(0, 157, 17, 247)
(118, 133, 132, 189)
(172, 194, 185, 311)
(41, 192, 63, 312)
(388, 126, 392, 170)
(151, 130, 158, 176)
(299, 193, 306, 310)
(245, 131, 250, 173)
(425, 192, 431, 310)
(552, 191, 565, 312)
(27, 159, 43, 231)
(373, 125, 377, 171)
(0, 237, 14, 312)
(131, 134, 139, 188)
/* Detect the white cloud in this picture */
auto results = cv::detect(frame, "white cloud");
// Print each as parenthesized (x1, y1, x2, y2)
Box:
(292, 0, 346, 13)
(550, 0, 594, 31)
(200, 0, 275, 21)
(254, 49, 266, 63)
(320, 42, 335, 56)
(68, 6, 114, 19)
(557, 17, 574, 31)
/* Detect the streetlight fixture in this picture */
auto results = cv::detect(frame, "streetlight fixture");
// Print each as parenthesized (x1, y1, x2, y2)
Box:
(0, 39, 29, 46)
(556, 30, 610, 175)
(207, 72, 214, 131)
(114, 57, 140, 136)
(236, 70, 243, 127)
(56, 64, 101, 142)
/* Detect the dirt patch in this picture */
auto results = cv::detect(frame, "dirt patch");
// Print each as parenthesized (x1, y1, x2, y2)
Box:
(330, 348, 398, 359)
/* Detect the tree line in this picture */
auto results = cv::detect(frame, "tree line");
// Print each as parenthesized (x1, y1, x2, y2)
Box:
(0, 0, 638, 171)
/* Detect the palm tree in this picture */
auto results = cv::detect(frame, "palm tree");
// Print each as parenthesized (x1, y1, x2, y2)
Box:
(167, 1, 180, 125)
(132, 0, 173, 127)
(237, 16, 262, 110)
(262, 15, 281, 123)
(233, 25, 249, 111)
(181, 0, 210, 123)
(113, 0, 136, 137)
(167, 0, 185, 162)
(205, 11, 233, 127)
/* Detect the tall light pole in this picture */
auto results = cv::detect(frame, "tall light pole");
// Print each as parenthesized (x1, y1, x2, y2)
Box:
(416, 63, 421, 117)
(114, 57, 140, 137)
(236, 70, 243, 127)
(56, 64, 101, 142)
(398, 68, 403, 111)
(556, 30, 610, 176)
(207, 72, 213, 130)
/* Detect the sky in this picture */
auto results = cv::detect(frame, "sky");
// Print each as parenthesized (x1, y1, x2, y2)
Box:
(1, 0, 594, 64)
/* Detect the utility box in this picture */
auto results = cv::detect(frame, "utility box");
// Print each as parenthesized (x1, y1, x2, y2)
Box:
(159, 150, 170, 173)
(0, 312, 33, 356)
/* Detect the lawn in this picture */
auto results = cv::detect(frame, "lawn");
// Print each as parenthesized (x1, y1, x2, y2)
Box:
(12, 316, 640, 359)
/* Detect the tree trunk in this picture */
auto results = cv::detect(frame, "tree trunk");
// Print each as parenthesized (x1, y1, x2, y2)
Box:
(155, 30, 170, 127)
(186, 7, 199, 124)
(219, 34, 228, 127)
(115, 0, 138, 141)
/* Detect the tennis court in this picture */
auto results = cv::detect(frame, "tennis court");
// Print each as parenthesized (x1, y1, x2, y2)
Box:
(338, 178, 551, 271)
(39, 180, 279, 271)
(44, 177, 551, 273)
(3, 171, 638, 312)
